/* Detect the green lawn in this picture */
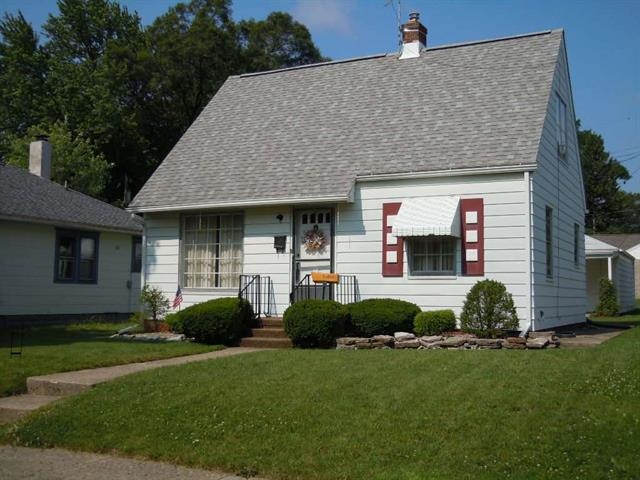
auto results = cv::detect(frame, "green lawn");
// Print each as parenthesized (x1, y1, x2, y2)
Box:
(590, 299, 640, 326)
(3, 327, 639, 479)
(0, 322, 218, 397)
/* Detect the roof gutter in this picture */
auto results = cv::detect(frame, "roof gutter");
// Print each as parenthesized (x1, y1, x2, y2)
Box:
(0, 214, 143, 235)
(127, 194, 353, 214)
(355, 164, 537, 182)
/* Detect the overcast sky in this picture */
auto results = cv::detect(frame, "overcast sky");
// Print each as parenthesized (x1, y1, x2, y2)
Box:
(4, 0, 639, 192)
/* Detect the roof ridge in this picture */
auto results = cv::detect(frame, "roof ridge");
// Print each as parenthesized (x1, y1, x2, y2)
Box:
(236, 29, 560, 79)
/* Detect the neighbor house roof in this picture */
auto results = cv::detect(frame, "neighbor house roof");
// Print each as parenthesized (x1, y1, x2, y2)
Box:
(585, 234, 635, 261)
(0, 164, 142, 234)
(130, 30, 564, 212)
(591, 234, 640, 252)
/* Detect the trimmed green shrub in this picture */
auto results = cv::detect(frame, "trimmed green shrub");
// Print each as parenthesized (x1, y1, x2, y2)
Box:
(414, 310, 456, 336)
(164, 312, 184, 333)
(283, 300, 348, 348)
(595, 277, 619, 317)
(347, 298, 421, 337)
(460, 280, 519, 338)
(181, 297, 253, 345)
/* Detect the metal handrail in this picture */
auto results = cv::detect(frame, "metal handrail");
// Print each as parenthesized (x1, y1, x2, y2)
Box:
(238, 274, 275, 320)
(290, 274, 359, 305)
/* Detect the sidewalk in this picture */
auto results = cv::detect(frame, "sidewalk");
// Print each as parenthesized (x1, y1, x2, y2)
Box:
(0, 446, 267, 480)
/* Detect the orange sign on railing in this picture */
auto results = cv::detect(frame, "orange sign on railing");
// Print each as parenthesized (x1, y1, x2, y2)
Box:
(311, 272, 340, 284)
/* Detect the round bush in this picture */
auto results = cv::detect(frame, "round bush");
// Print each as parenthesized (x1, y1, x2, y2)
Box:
(347, 298, 421, 337)
(283, 300, 348, 348)
(164, 312, 184, 333)
(460, 280, 518, 338)
(180, 297, 253, 345)
(414, 310, 456, 336)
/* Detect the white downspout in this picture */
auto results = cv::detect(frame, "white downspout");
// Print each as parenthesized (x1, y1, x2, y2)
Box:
(607, 256, 613, 281)
(139, 218, 146, 314)
(523, 171, 534, 335)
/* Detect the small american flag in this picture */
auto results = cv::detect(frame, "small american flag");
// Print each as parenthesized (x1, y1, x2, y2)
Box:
(172, 286, 183, 309)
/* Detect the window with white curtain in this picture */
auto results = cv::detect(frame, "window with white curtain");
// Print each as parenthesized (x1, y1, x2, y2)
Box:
(181, 213, 243, 289)
(409, 236, 456, 275)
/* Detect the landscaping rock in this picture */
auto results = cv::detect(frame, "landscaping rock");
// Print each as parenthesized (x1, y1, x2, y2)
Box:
(475, 338, 502, 348)
(441, 336, 467, 348)
(528, 331, 556, 340)
(336, 337, 360, 346)
(394, 339, 420, 349)
(506, 336, 526, 345)
(394, 332, 416, 341)
(526, 337, 549, 349)
(336, 344, 356, 350)
(116, 325, 136, 335)
(371, 335, 395, 347)
(420, 335, 444, 343)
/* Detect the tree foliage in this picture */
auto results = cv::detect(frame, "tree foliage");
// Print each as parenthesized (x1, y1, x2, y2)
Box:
(578, 121, 640, 233)
(0, 0, 325, 203)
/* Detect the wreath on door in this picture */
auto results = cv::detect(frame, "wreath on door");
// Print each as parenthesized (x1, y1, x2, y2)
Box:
(303, 225, 327, 253)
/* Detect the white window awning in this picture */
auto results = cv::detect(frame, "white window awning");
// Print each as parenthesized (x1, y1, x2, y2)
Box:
(391, 196, 461, 237)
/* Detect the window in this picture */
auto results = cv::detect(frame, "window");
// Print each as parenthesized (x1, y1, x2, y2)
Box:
(545, 207, 553, 277)
(556, 93, 567, 158)
(55, 230, 99, 283)
(131, 236, 142, 273)
(573, 223, 580, 267)
(181, 213, 243, 289)
(409, 236, 456, 275)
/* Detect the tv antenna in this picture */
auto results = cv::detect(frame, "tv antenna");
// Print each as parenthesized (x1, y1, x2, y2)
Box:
(385, 0, 402, 52)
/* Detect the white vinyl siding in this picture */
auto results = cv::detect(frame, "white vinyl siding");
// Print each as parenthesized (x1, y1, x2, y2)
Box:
(0, 220, 140, 316)
(530, 36, 586, 329)
(613, 255, 636, 313)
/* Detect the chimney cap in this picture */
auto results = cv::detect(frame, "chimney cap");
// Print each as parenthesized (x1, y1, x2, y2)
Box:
(409, 12, 420, 22)
(35, 134, 49, 142)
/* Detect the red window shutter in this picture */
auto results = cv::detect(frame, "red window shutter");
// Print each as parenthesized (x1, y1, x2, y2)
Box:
(382, 202, 403, 277)
(460, 198, 484, 276)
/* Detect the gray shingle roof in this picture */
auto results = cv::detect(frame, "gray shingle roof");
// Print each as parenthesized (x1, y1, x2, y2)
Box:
(0, 164, 142, 233)
(591, 234, 640, 251)
(130, 30, 563, 211)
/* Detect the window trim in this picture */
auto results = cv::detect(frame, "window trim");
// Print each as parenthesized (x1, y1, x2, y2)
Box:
(408, 235, 458, 277)
(179, 212, 244, 290)
(131, 236, 142, 273)
(556, 92, 567, 160)
(545, 206, 553, 278)
(53, 229, 100, 284)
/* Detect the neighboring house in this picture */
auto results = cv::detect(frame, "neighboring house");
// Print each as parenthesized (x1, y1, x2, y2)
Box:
(129, 14, 586, 331)
(590, 233, 640, 300)
(584, 235, 636, 313)
(0, 138, 143, 323)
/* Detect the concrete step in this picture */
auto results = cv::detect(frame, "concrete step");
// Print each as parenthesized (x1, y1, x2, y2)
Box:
(0, 394, 61, 424)
(261, 317, 283, 327)
(240, 336, 292, 349)
(251, 327, 287, 338)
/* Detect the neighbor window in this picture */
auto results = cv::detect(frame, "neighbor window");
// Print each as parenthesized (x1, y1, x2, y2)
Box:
(573, 223, 580, 267)
(55, 230, 99, 283)
(556, 93, 567, 157)
(181, 213, 243, 288)
(409, 236, 456, 275)
(131, 236, 142, 273)
(545, 207, 553, 278)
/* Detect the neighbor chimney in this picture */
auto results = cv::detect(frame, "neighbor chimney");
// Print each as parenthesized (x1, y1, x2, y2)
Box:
(29, 135, 52, 179)
(399, 12, 427, 60)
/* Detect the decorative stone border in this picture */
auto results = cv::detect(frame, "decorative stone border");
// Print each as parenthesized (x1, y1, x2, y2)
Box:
(336, 331, 561, 350)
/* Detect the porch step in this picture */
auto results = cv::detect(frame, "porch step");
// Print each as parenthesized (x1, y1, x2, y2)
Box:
(0, 394, 62, 424)
(261, 317, 284, 327)
(251, 327, 287, 338)
(240, 337, 292, 349)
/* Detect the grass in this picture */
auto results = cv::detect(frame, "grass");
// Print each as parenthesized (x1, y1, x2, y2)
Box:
(3, 327, 639, 479)
(0, 322, 218, 397)
(590, 299, 640, 326)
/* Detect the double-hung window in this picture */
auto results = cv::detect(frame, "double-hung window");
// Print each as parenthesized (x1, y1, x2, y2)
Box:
(55, 230, 99, 283)
(181, 213, 243, 289)
(409, 236, 456, 276)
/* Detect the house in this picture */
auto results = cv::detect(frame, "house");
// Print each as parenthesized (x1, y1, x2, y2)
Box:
(590, 233, 640, 299)
(0, 137, 143, 325)
(129, 14, 586, 332)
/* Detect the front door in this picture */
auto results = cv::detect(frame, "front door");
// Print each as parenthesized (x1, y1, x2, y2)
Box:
(294, 208, 333, 283)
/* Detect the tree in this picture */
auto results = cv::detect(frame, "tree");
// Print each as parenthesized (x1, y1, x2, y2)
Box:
(578, 121, 634, 232)
(5, 122, 110, 198)
(0, 12, 49, 157)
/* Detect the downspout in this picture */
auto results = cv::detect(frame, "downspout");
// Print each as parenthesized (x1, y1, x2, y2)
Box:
(139, 215, 146, 314)
(522, 171, 534, 336)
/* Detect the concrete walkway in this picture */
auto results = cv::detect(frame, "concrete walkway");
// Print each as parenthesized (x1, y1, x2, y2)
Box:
(0, 446, 267, 480)
(0, 347, 261, 424)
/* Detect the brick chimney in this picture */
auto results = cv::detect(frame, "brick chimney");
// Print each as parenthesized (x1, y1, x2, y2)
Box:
(400, 12, 427, 60)
(29, 135, 52, 179)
